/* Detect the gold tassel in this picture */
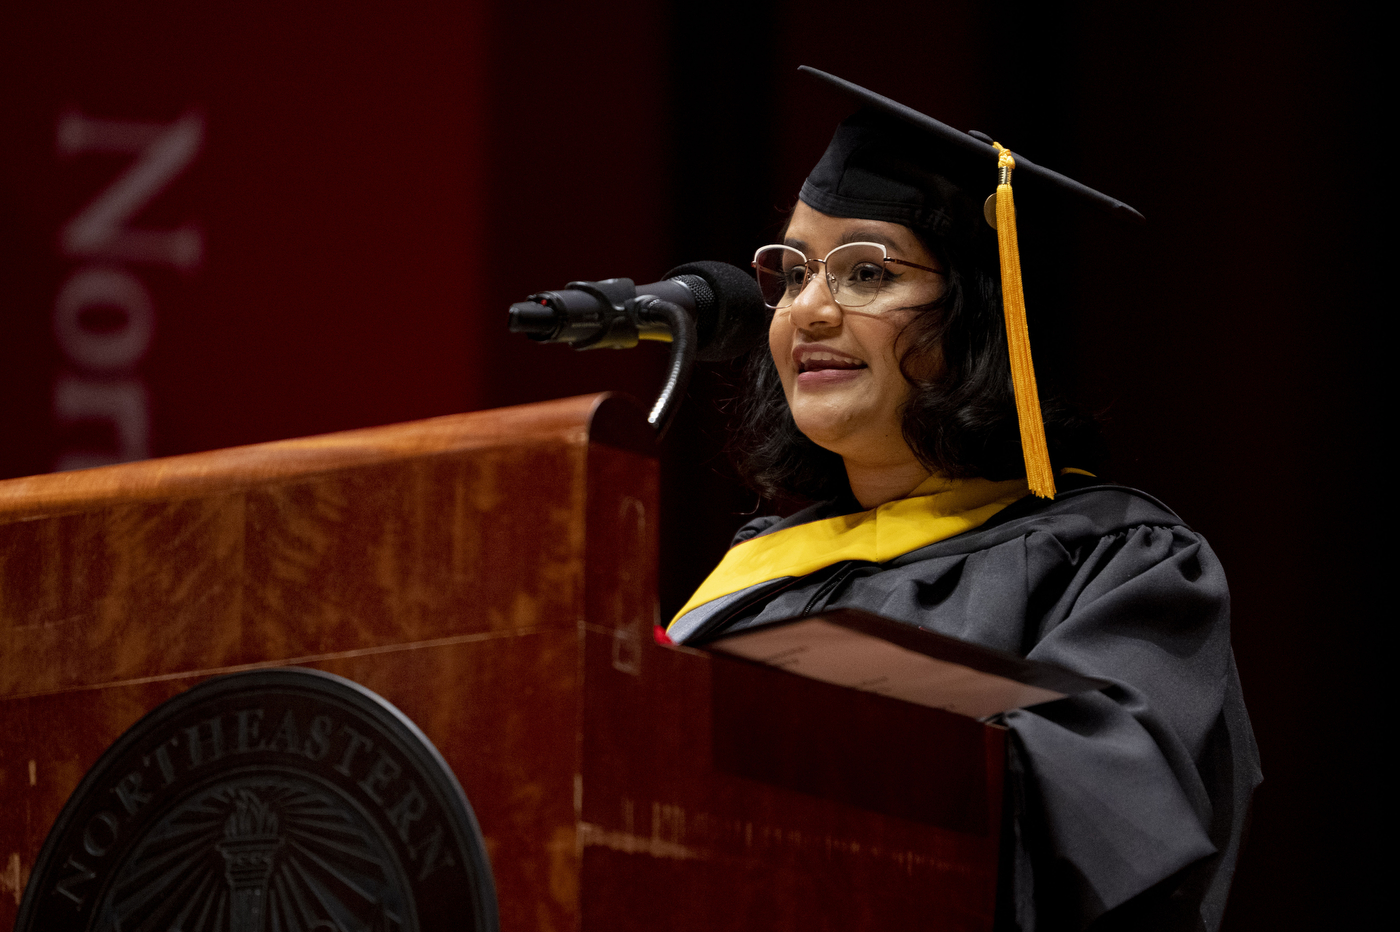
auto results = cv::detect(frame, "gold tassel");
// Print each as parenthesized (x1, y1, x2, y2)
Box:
(992, 144, 1056, 498)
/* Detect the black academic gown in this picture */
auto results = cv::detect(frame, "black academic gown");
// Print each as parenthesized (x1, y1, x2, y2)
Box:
(669, 476, 1260, 932)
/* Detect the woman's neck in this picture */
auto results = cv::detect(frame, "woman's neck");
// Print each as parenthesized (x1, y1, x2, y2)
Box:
(844, 458, 934, 510)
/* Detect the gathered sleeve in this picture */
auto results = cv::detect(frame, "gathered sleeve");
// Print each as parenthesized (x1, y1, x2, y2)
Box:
(999, 524, 1256, 931)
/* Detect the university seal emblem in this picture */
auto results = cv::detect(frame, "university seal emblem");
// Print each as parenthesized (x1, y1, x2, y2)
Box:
(15, 668, 498, 932)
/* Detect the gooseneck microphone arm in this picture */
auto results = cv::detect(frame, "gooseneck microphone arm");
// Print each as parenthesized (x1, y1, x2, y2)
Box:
(507, 276, 694, 437)
(507, 261, 768, 439)
(634, 297, 695, 438)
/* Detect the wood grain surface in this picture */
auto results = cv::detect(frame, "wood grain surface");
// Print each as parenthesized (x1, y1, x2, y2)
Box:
(0, 393, 1000, 931)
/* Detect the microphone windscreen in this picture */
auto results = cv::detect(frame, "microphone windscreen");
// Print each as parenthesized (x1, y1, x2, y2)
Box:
(664, 261, 769, 361)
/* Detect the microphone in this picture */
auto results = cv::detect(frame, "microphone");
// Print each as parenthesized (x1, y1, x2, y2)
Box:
(507, 260, 767, 361)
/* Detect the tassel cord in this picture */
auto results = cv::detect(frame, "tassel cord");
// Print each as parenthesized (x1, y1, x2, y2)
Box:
(992, 145, 1056, 499)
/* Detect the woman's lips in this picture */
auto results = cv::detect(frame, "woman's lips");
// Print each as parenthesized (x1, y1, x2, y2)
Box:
(793, 346, 866, 386)
(797, 367, 865, 386)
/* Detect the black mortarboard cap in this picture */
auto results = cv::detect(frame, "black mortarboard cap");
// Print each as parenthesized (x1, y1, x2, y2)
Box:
(797, 65, 1144, 229)
(793, 67, 1144, 498)
(800, 110, 979, 239)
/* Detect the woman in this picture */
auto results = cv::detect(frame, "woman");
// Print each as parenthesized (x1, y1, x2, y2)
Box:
(668, 74, 1260, 932)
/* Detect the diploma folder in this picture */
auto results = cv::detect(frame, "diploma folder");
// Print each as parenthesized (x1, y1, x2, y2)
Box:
(702, 607, 1110, 720)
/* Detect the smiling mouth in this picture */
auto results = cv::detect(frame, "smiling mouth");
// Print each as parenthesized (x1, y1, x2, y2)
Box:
(797, 351, 866, 373)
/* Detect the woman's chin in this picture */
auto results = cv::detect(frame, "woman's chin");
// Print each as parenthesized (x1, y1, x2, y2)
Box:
(791, 408, 872, 454)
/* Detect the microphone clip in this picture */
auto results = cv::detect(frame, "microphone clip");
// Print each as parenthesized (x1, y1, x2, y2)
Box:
(560, 277, 641, 350)
(509, 278, 674, 351)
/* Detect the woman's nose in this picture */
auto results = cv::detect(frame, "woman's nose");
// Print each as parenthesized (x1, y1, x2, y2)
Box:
(787, 272, 842, 331)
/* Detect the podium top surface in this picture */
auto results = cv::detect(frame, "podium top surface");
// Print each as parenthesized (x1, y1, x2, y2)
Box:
(0, 393, 652, 522)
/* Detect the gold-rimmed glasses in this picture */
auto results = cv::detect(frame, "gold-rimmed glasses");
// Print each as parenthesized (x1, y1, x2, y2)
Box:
(751, 242, 942, 310)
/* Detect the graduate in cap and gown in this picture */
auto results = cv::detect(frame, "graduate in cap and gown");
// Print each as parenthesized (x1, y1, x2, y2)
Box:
(667, 69, 1261, 931)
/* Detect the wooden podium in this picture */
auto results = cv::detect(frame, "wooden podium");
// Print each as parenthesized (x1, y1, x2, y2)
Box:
(0, 394, 1003, 931)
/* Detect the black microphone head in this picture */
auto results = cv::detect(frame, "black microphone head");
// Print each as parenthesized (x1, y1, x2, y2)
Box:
(663, 260, 769, 362)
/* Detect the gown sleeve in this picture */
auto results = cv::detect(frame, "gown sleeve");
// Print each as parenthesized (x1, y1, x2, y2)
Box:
(997, 523, 1255, 931)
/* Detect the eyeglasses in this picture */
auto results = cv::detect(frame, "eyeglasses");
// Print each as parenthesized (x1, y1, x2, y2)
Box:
(751, 242, 942, 310)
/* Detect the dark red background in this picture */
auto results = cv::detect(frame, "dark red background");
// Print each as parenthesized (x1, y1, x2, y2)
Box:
(0, 1, 1377, 926)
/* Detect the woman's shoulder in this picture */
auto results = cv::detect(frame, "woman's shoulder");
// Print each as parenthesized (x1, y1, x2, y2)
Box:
(732, 474, 1196, 551)
(984, 473, 1191, 535)
(901, 474, 1211, 570)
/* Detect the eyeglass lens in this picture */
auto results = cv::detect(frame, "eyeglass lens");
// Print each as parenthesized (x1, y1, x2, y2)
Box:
(754, 243, 890, 309)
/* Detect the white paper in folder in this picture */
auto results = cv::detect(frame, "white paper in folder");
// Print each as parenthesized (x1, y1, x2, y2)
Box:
(705, 608, 1109, 720)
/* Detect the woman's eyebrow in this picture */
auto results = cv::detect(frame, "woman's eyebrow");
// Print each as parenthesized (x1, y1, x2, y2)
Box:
(781, 230, 909, 253)
(840, 230, 902, 250)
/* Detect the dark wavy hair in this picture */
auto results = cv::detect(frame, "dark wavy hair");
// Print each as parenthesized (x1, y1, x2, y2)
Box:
(731, 207, 1106, 504)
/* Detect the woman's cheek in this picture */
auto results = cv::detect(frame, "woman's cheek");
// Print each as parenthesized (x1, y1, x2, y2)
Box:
(887, 312, 940, 380)
(768, 312, 795, 392)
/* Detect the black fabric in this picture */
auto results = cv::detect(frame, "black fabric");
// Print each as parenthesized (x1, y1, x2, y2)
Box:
(798, 109, 987, 239)
(677, 482, 1260, 932)
(797, 67, 1145, 226)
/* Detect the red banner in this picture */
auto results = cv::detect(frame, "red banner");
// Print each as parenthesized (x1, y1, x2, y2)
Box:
(1, 2, 486, 476)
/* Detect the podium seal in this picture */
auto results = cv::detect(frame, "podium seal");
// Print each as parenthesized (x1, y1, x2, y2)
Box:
(15, 668, 498, 932)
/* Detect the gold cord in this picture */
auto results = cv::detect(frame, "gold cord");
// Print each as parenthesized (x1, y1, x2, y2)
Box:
(992, 143, 1056, 498)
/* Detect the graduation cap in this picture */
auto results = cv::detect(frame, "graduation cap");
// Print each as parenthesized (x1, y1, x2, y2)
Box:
(796, 66, 1143, 498)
